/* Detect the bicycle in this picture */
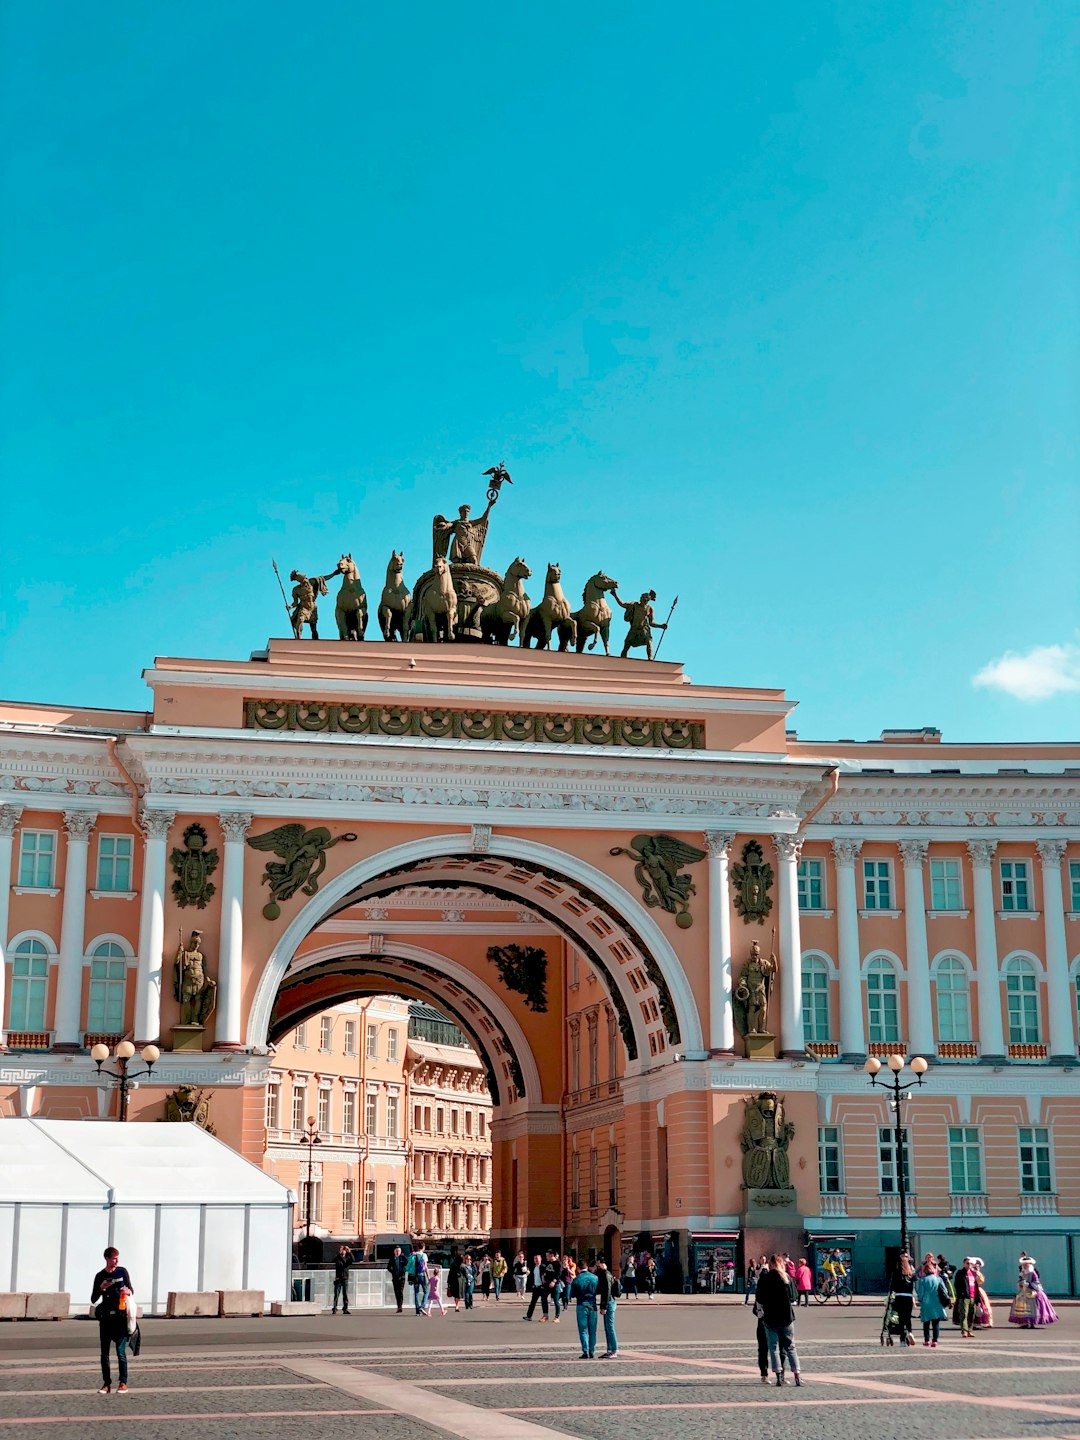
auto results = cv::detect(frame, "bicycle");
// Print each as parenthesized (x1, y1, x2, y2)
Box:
(814, 1274, 853, 1305)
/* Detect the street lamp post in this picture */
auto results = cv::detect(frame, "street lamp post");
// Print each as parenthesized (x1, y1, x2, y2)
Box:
(91, 1041, 160, 1122)
(301, 1116, 322, 1240)
(864, 1053, 929, 1256)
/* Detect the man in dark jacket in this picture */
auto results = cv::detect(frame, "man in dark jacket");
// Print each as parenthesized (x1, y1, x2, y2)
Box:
(754, 1253, 802, 1386)
(90, 1247, 134, 1394)
(332, 1245, 353, 1314)
(386, 1246, 408, 1314)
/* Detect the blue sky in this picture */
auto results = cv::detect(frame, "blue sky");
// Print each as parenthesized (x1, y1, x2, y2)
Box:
(2, 0, 1077, 741)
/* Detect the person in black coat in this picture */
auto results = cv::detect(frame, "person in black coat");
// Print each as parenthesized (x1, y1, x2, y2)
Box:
(889, 1253, 916, 1347)
(754, 1254, 802, 1386)
(386, 1246, 408, 1314)
(90, 1247, 134, 1394)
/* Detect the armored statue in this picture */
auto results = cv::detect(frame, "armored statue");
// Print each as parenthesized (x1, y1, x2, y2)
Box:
(174, 930, 217, 1026)
(733, 939, 777, 1036)
(614, 588, 667, 660)
(163, 1085, 214, 1131)
(741, 1091, 795, 1190)
(433, 501, 496, 568)
(288, 567, 336, 640)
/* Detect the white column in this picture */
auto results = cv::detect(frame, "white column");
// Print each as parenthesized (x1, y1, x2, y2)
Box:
(899, 840, 935, 1057)
(704, 831, 736, 1052)
(0, 805, 23, 1049)
(218, 812, 253, 1048)
(54, 810, 97, 1048)
(833, 839, 866, 1061)
(134, 807, 175, 1045)
(968, 839, 1006, 1061)
(775, 835, 804, 1056)
(1038, 840, 1076, 1062)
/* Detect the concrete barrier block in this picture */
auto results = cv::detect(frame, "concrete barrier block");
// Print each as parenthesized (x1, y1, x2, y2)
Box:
(166, 1290, 218, 1318)
(270, 1300, 321, 1316)
(25, 1293, 69, 1321)
(218, 1289, 264, 1317)
(0, 1294, 28, 1320)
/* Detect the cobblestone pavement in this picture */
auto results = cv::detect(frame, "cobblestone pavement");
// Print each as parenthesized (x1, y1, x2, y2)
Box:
(1, 1300, 1077, 1440)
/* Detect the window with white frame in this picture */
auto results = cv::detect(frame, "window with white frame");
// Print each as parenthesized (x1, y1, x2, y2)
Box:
(306, 1179, 323, 1224)
(878, 1126, 911, 1193)
(930, 858, 963, 911)
(386, 1093, 399, 1138)
(948, 1126, 983, 1193)
(797, 858, 825, 910)
(87, 942, 127, 1032)
(96, 834, 133, 892)
(319, 1016, 333, 1052)
(341, 1179, 354, 1225)
(866, 957, 900, 1044)
(862, 859, 892, 910)
(801, 956, 831, 1044)
(342, 1089, 356, 1136)
(818, 1126, 843, 1193)
(294, 1022, 308, 1049)
(934, 956, 972, 1043)
(1075, 972, 1080, 1041)
(18, 832, 55, 889)
(364, 1180, 376, 1223)
(366, 1023, 378, 1059)
(344, 1019, 356, 1055)
(365, 1090, 378, 1135)
(1006, 958, 1041, 1043)
(317, 1085, 331, 1133)
(291, 1085, 306, 1132)
(386, 1181, 397, 1224)
(1000, 861, 1031, 911)
(1071, 861, 1080, 911)
(8, 939, 49, 1030)
(387, 1028, 399, 1062)
(265, 1081, 280, 1130)
(1018, 1126, 1053, 1193)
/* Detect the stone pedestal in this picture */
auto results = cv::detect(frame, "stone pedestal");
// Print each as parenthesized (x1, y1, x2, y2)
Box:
(742, 1187, 803, 1270)
(744, 1032, 776, 1061)
(171, 1024, 206, 1053)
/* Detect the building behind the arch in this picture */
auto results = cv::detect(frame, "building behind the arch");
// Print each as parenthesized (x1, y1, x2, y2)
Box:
(1, 639, 1078, 1295)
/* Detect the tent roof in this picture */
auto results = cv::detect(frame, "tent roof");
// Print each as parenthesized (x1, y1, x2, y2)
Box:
(0, 1120, 292, 1206)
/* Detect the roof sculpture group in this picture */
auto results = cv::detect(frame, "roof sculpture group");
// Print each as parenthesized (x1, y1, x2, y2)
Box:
(276, 465, 675, 659)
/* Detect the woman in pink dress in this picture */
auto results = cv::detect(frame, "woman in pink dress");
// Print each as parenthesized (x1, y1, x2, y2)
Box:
(424, 1264, 448, 1317)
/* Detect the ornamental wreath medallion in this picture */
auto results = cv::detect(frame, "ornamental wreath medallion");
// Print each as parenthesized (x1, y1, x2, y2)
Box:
(731, 840, 773, 925)
(170, 823, 220, 909)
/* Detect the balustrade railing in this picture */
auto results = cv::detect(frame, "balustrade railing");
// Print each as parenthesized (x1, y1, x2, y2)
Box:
(1019, 1193, 1058, 1216)
(819, 1193, 848, 1217)
(879, 1193, 917, 1217)
(950, 1193, 988, 1217)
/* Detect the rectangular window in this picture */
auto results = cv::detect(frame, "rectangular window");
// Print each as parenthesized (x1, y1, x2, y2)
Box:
(1018, 1127, 1053, 1194)
(18, 831, 55, 889)
(863, 859, 892, 910)
(265, 1082, 280, 1131)
(386, 1094, 399, 1138)
(589, 1148, 598, 1208)
(878, 1126, 911, 1194)
(569, 1025, 580, 1092)
(364, 1180, 376, 1224)
(344, 1019, 356, 1055)
(366, 1023, 378, 1059)
(465, 1109, 473, 1136)
(1007, 967, 1041, 1044)
(386, 1181, 397, 1225)
(801, 962, 831, 1044)
(386, 1028, 399, 1062)
(1001, 861, 1031, 911)
(948, 1126, 983, 1193)
(341, 1179, 354, 1225)
(423, 1105, 431, 1131)
(867, 966, 900, 1044)
(342, 1089, 356, 1136)
(96, 834, 133, 892)
(930, 858, 963, 910)
(87, 958, 126, 1032)
(450, 1107, 459, 1135)
(588, 1020, 599, 1086)
(291, 1086, 306, 1132)
(479, 1113, 486, 1138)
(797, 858, 825, 910)
(818, 1126, 843, 1193)
(1070, 860, 1080, 912)
(307, 1179, 322, 1224)
(571, 1150, 580, 1210)
(320, 1017, 333, 1052)
(365, 1091, 378, 1135)
(466, 1155, 475, 1184)
(294, 1022, 307, 1049)
(413, 1104, 422, 1131)
(317, 1086, 331, 1133)
(436, 1107, 445, 1134)
(609, 1144, 618, 1206)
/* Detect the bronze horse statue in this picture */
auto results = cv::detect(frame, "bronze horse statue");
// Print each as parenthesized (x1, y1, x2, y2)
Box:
(558, 570, 618, 654)
(480, 557, 532, 646)
(334, 555, 367, 641)
(522, 562, 574, 650)
(415, 555, 457, 643)
(378, 550, 411, 642)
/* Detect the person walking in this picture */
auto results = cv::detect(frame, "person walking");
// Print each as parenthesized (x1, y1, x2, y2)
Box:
(512, 1251, 528, 1299)
(386, 1246, 408, 1315)
(524, 1254, 546, 1320)
(916, 1260, 950, 1347)
(755, 1253, 802, 1387)
(461, 1252, 476, 1310)
(752, 1295, 771, 1383)
(491, 1251, 507, 1299)
(409, 1244, 429, 1316)
(622, 1253, 638, 1299)
(570, 1259, 600, 1359)
(596, 1260, 620, 1358)
(744, 1257, 759, 1306)
(90, 1247, 134, 1395)
(542, 1251, 563, 1322)
(954, 1257, 980, 1337)
(889, 1252, 916, 1347)
(447, 1253, 463, 1313)
(642, 1254, 657, 1299)
(331, 1244, 353, 1315)
(425, 1264, 448, 1317)
(480, 1254, 492, 1301)
(794, 1258, 813, 1307)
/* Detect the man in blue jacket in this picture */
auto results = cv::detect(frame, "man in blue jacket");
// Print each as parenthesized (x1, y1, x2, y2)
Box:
(570, 1260, 599, 1359)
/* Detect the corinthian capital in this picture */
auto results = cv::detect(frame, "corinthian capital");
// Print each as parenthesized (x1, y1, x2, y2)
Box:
(832, 838, 862, 867)
(773, 834, 803, 863)
(966, 838, 998, 868)
(63, 809, 98, 840)
(220, 812, 254, 844)
(0, 804, 24, 837)
(1036, 838, 1068, 868)
(138, 806, 176, 840)
(703, 831, 735, 858)
(898, 839, 929, 867)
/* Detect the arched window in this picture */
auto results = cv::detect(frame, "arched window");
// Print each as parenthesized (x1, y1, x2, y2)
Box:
(866, 956, 900, 1045)
(87, 941, 128, 1034)
(935, 956, 971, 1043)
(9, 939, 50, 1030)
(1006, 958, 1040, 1044)
(801, 956, 831, 1044)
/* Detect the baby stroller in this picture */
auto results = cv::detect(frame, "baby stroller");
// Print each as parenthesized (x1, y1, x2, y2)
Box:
(880, 1289, 902, 1346)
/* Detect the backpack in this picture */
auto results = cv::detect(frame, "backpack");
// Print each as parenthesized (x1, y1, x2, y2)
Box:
(610, 1277, 622, 1299)
(406, 1253, 417, 1279)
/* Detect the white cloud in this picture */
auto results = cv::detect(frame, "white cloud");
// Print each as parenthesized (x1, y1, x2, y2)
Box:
(973, 641, 1080, 703)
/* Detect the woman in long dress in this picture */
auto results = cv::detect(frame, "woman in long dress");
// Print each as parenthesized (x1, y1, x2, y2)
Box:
(1009, 1255, 1058, 1328)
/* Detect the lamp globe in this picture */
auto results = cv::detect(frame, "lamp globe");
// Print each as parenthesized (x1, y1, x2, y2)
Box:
(887, 1053, 905, 1072)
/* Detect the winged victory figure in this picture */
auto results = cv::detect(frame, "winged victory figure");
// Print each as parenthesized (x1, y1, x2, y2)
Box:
(608, 833, 706, 928)
(247, 823, 358, 919)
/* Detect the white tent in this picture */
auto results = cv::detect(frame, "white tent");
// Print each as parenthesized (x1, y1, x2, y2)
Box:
(0, 1119, 294, 1313)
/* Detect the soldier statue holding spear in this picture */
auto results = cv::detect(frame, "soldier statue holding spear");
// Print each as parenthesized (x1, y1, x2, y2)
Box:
(272, 558, 339, 640)
(613, 587, 677, 660)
